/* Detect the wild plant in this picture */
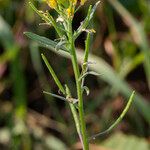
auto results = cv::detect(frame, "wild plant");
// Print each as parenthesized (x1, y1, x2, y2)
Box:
(24, 0, 134, 149)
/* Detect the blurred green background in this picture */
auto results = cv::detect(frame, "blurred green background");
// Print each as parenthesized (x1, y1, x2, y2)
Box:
(0, 0, 150, 149)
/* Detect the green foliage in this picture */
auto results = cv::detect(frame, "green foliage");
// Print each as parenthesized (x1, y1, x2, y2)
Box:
(24, 1, 137, 150)
(24, 30, 150, 123)
(24, 32, 69, 52)
(0, 0, 150, 149)
(89, 91, 135, 140)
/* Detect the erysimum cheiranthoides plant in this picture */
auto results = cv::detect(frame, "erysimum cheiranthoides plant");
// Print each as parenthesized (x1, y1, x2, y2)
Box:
(24, 0, 135, 149)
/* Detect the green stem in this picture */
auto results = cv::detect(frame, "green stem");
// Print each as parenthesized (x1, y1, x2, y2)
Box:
(68, 20, 89, 150)
(65, 85, 83, 146)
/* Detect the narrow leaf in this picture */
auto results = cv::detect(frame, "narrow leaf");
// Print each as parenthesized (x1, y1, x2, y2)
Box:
(24, 32, 69, 53)
(84, 32, 91, 65)
(41, 54, 66, 95)
(41, 43, 150, 123)
(43, 91, 67, 102)
(89, 91, 135, 141)
(74, 1, 100, 39)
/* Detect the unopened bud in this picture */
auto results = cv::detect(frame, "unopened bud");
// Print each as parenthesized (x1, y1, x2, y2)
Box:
(47, 0, 57, 9)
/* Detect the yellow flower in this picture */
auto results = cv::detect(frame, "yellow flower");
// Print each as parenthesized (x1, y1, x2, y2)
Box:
(47, 0, 57, 9)
(66, 7, 74, 18)
(80, 0, 87, 5)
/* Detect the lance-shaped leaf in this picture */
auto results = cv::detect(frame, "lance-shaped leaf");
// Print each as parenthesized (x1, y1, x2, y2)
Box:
(36, 41, 150, 123)
(24, 32, 69, 53)
(41, 54, 66, 95)
(43, 90, 78, 104)
(43, 91, 67, 102)
(74, 1, 100, 39)
(89, 91, 135, 141)
(83, 32, 91, 66)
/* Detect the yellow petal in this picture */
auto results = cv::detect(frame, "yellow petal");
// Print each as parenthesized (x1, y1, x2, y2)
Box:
(47, 0, 57, 9)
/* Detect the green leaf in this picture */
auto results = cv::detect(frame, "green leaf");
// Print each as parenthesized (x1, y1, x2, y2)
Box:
(83, 32, 91, 65)
(24, 32, 69, 53)
(27, 33, 150, 124)
(43, 91, 68, 102)
(84, 50, 150, 123)
(74, 1, 100, 39)
(89, 91, 135, 140)
(41, 46, 150, 123)
(41, 54, 66, 95)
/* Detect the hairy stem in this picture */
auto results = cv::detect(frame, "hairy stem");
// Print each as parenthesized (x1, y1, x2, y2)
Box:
(68, 20, 89, 150)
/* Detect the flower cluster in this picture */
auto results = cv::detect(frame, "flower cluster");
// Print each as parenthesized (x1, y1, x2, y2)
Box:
(46, 0, 87, 17)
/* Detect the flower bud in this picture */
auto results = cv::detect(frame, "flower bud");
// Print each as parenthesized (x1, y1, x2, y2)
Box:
(47, 0, 57, 9)
(66, 7, 74, 18)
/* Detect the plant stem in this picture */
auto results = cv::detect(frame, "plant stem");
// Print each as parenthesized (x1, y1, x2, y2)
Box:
(65, 85, 83, 146)
(68, 20, 89, 150)
(69, 103, 83, 146)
